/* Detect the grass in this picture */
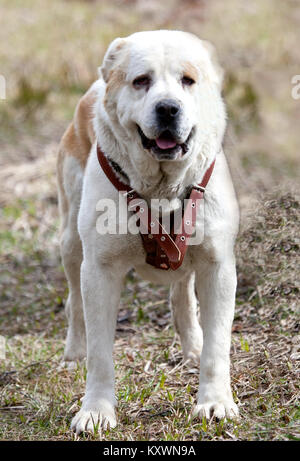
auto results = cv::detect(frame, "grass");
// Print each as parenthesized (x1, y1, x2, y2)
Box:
(0, 188, 299, 440)
(0, 0, 299, 441)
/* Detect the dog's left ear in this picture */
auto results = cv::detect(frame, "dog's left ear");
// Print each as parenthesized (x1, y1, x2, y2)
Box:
(201, 40, 224, 90)
(99, 38, 127, 83)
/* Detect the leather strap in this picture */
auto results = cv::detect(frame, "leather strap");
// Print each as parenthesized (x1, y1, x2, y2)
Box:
(97, 145, 215, 270)
(97, 146, 133, 194)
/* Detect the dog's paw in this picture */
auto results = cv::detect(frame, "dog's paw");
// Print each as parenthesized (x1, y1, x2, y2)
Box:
(182, 340, 202, 364)
(60, 345, 86, 372)
(193, 399, 239, 420)
(181, 327, 203, 364)
(58, 360, 79, 372)
(63, 345, 86, 363)
(183, 347, 202, 364)
(71, 402, 116, 434)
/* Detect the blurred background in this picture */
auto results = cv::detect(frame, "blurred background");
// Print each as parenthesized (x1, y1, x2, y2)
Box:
(0, 0, 299, 441)
(0, 0, 299, 196)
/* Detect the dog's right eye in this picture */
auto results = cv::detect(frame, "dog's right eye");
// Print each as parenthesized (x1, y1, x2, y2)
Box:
(133, 75, 151, 89)
(182, 76, 196, 86)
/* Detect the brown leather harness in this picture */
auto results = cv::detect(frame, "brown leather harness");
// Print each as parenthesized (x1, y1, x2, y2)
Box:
(97, 145, 215, 270)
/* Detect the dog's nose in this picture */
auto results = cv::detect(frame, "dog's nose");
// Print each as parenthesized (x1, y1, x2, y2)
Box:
(155, 99, 181, 122)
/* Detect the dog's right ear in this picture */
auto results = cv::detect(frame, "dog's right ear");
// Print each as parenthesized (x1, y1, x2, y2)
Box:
(99, 38, 127, 83)
(201, 40, 224, 90)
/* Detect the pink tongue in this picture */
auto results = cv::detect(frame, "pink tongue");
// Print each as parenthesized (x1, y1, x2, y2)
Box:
(155, 135, 177, 150)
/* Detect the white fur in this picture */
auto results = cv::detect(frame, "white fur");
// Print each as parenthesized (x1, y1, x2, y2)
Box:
(59, 31, 240, 433)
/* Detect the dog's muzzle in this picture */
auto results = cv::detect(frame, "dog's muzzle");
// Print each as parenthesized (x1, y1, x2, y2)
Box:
(137, 98, 194, 160)
(137, 125, 194, 161)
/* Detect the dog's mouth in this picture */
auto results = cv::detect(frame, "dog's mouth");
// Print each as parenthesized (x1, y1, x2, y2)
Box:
(137, 126, 193, 160)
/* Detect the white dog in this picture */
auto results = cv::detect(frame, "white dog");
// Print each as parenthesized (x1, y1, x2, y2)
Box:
(57, 30, 240, 434)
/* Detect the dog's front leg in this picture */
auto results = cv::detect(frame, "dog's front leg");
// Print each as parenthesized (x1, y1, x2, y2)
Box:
(71, 259, 124, 434)
(193, 256, 239, 420)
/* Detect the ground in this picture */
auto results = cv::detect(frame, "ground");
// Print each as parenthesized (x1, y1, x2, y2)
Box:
(0, 0, 299, 441)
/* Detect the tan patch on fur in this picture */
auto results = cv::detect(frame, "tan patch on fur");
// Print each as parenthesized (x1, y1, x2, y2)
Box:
(102, 38, 127, 83)
(183, 62, 198, 83)
(104, 69, 126, 110)
(62, 88, 96, 168)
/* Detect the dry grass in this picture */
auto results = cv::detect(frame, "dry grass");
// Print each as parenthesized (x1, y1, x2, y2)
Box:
(0, 0, 299, 441)
(1, 183, 299, 440)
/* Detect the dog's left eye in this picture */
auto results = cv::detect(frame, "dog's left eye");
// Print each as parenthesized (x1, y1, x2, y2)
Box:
(182, 76, 196, 86)
(133, 75, 151, 89)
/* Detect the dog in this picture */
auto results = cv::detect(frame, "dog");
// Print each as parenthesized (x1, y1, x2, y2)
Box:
(57, 30, 240, 434)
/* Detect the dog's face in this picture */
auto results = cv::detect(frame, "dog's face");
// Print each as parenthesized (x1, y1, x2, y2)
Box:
(101, 30, 225, 163)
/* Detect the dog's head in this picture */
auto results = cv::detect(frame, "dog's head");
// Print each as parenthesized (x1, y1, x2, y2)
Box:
(99, 30, 225, 164)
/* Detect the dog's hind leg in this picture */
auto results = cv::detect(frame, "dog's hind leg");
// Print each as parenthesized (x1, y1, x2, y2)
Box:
(57, 154, 86, 367)
(56, 86, 96, 367)
(170, 272, 203, 363)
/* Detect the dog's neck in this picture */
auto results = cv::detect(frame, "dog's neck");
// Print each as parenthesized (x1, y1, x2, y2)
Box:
(94, 100, 222, 205)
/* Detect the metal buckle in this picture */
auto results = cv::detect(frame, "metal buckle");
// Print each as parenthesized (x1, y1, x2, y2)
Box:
(193, 185, 205, 192)
(122, 189, 135, 198)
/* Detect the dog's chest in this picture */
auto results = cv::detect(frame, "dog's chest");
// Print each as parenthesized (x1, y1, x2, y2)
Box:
(134, 255, 194, 284)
